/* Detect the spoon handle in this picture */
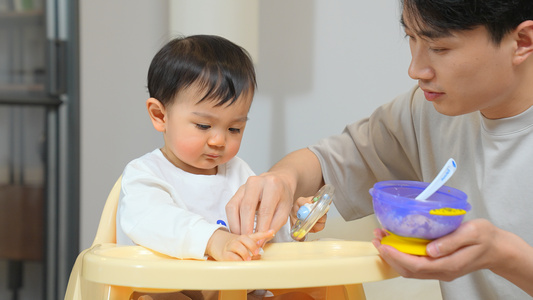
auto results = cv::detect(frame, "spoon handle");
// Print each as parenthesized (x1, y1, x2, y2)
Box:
(416, 158, 457, 201)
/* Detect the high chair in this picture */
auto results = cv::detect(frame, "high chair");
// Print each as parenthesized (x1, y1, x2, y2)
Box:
(64, 177, 398, 300)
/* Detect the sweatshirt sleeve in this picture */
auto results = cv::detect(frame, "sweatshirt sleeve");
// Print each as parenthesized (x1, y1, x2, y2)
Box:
(117, 163, 224, 260)
(308, 86, 423, 221)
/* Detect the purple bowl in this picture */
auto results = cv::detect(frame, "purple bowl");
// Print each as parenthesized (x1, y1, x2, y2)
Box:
(370, 180, 470, 240)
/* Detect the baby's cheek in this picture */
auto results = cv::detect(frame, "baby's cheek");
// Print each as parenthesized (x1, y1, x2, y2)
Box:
(174, 139, 202, 159)
(224, 141, 241, 159)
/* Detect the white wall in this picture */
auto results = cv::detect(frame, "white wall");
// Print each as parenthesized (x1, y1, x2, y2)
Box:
(80, 1, 441, 299)
(79, 0, 167, 247)
(244, 1, 413, 172)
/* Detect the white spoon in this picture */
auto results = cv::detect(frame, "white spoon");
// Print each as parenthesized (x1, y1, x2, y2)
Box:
(416, 158, 457, 201)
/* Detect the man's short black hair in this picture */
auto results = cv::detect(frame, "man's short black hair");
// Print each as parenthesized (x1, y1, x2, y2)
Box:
(402, 0, 533, 44)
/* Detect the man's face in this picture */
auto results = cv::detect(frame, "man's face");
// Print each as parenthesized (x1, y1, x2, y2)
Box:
(403, 11, 521, 119)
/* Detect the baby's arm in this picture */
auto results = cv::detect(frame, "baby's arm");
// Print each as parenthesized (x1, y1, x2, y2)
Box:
(205, 229, 275, 261)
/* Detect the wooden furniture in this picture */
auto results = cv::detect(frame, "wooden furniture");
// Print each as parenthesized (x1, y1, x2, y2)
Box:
(0, 184, 44, 300)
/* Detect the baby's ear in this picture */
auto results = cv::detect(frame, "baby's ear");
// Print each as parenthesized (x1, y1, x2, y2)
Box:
(146, 98, 166, 132)
(513, 20, 533, 65)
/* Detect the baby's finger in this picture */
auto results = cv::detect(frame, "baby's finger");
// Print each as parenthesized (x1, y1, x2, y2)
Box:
(230, 237, 262, 258)
(246, 230, 275, 255)
(237, 237, 263, 257)
(226, 240, 255, 261)
(250, 229, 276, 243)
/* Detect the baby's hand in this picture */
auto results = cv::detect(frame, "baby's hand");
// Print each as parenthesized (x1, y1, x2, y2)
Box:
(206, 229, 275, 261)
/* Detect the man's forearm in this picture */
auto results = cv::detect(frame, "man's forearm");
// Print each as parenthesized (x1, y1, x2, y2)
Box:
(491, 230, 533, 296)
(269, 148, 324, 200)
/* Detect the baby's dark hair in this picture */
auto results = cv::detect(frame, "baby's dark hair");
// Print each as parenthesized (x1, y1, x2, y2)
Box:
(147, 35, 256, 107)
(402, 0, 533, 44)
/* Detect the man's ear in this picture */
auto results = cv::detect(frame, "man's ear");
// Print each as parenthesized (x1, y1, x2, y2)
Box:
(513, 20, 533, 65)
(146, 98, 166, 132)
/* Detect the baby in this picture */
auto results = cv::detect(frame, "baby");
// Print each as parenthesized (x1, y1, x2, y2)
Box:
(116, 35, 294, 300)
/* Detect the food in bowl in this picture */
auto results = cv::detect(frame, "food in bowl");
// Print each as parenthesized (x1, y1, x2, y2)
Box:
(370, 180, 470, 240)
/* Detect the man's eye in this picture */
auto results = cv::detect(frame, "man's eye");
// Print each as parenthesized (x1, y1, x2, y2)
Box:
(196, 124, 210, 130)
(229, 128, 241, 134)
(430, 47, 447, 53)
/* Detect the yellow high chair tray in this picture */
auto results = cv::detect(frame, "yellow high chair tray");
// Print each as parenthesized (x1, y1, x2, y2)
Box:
(74, 240, 398, 300)
(65, 177, 398, 300)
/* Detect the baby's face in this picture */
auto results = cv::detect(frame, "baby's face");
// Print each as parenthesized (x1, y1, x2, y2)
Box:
(160, 85, 252, 175)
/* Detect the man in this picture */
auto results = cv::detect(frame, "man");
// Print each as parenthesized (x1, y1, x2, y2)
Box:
(226, 0, 533, 298)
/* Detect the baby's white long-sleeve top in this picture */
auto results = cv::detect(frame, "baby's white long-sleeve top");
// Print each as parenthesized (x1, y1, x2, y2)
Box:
(116, 149, 292, 259)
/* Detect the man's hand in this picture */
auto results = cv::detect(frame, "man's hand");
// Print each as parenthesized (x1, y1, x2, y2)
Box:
(290, 196, 327, 233)
(226, 173, 294, 236)
(226, 148, 324, 245)
(372, 219, 533, 296)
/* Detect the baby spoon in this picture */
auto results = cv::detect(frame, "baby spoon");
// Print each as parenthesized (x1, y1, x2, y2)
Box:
(416, 158, 457, 201)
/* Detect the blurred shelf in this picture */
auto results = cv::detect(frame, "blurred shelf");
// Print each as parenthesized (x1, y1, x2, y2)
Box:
(0, 9, 44, 26)
(0, 84, 62, 106)
(0, 83, 45, 93)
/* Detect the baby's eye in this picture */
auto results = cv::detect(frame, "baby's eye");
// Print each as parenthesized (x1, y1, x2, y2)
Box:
(229, 128, 241, 134)
(196, 124, 211, 130)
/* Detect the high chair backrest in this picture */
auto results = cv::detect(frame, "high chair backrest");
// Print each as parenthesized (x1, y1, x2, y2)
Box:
(91, 176, 121, 246)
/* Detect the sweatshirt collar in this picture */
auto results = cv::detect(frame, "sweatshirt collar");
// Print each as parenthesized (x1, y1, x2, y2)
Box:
(480, 105, 533, 136)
